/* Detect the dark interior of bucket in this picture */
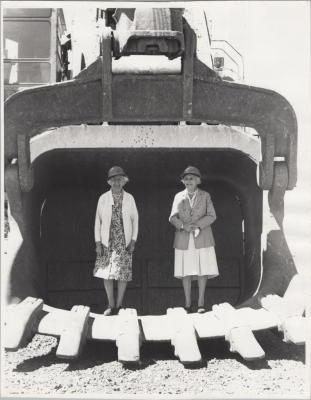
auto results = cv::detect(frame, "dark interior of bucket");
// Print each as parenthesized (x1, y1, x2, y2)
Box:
(27, 148, 262, 314)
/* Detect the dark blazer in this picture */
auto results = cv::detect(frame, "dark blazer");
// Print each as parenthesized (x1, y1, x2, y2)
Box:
(169, 189, 216, 250)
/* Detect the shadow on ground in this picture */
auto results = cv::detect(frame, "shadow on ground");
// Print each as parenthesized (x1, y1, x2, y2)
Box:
(13, 340, 117, 373)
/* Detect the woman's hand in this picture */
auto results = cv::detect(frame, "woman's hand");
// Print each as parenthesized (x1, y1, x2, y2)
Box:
(190, 223, 199, 230)
(183, 223, 196, 233)
(126, 240, 136, 253)
(95, 242, 107, 257)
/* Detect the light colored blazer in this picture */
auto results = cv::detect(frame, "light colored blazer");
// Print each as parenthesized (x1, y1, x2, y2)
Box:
(169, 189, 216, 250)
(94, 190, 139, 247)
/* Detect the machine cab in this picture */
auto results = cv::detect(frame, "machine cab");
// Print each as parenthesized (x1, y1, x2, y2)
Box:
(3, 8, 71, 100)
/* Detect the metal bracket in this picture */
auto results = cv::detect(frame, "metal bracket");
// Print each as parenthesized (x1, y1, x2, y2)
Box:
(286, 132, 297, 190)
(268, 161, 288, 228)
(182, 21, 196, 120)
(258, 134, 275, 190)
(17, 134, 34, 192)
(101, 28, 113, 122)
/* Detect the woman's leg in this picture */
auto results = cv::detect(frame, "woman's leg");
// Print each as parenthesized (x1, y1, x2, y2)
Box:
(116, 280, 128, 308)
(198, 276, 208, 307)
(182, 276, 192, 308)
(103, 279, 115, 308)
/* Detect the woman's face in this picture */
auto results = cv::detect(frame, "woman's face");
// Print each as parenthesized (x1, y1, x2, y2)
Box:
(109, 175, 124, 192)
(183, 174, 198, 192)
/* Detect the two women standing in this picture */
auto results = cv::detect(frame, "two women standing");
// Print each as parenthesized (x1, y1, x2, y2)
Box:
(94, 165, 218, 315)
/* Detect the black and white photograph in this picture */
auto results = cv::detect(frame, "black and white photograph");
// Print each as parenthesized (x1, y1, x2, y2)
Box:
(1, 1, 310, 398)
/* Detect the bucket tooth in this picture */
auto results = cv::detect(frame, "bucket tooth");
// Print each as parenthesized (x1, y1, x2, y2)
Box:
(116, 308, 141, 364)
(5, 297, 43, 351)
(228, 326, 265, 361)
(56, 305, 90, 359)
(283, 274, 306, 315)
(261, 275, 306, 344)
(167, 307, 202, 364)
(281, 316, 308, 345)
(213, 302, 265, 360)
(261, 294, 288, 320)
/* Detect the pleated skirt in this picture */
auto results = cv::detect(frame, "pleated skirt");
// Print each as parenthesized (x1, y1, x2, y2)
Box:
(174, 233, 219, 279)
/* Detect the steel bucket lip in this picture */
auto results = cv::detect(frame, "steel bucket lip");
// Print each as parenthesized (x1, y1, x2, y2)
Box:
(5, 280, 305, 363)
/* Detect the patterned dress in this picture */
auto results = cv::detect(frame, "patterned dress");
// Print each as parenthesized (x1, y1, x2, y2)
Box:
(93, 193, 132, 281)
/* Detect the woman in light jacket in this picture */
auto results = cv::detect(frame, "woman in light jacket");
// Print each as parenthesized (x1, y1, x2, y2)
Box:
(169, 166, 218, 313)
(94, 166, 139, 315)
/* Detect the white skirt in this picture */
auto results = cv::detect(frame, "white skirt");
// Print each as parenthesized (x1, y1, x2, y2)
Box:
(174, 233, 219, 279)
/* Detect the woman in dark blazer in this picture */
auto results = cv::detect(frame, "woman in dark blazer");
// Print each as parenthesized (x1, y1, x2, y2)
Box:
(169, 166, 219, 313)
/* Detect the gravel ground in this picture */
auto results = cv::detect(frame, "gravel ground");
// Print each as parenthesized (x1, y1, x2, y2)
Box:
(2, 328, 308, 398)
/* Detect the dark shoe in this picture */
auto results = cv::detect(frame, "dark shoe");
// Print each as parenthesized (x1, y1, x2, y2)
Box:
(103, 307, 113, 316)
(184, 305, 192, 313)
(115, 306, 124, 315)
(197, 307, 206, 314)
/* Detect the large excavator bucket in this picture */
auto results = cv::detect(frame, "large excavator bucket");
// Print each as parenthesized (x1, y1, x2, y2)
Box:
(3, 7, 306, 363)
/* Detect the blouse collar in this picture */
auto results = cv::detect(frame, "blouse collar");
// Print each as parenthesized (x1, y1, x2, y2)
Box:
(108, 189, 126, 205)
(182, 188, 199, 198)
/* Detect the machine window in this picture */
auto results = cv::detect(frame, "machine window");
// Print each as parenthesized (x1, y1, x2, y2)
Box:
(3, 9, 52, 18)
(3, 21, 51, 59)
(4, 61, 51, 84)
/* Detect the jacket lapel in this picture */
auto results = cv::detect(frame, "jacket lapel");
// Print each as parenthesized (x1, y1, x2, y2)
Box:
(181, 189, 188, 207)
(182, 189, 187, 199)
(196, 189, 204, 204)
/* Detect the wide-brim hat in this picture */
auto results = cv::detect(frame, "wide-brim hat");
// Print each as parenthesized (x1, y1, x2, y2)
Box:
(180, 166, 201, 179)
(107, 166, 128, 180)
